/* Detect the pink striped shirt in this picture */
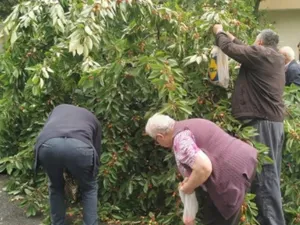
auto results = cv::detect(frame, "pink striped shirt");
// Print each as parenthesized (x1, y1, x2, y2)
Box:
(173, 130, 201, 177)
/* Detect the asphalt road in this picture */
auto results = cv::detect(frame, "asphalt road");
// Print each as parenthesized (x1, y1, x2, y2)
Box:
(0, 175, 42, 225)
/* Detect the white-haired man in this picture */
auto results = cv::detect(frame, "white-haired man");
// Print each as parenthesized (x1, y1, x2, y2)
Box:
(279, 46, 300, 86)
(145, 114, 257, 225)
(213, 25, 286, 225)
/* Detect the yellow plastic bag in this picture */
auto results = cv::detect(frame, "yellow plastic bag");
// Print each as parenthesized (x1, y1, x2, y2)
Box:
(208, 46, 229, 88)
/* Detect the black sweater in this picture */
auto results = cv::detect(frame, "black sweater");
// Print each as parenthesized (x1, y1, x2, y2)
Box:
(34, 104, 101, 170)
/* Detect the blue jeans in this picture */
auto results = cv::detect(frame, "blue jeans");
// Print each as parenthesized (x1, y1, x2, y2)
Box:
(38, 137, 98, 225)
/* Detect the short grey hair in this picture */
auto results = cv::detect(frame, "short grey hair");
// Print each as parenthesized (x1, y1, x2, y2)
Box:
(145, 113, 175, 139)
(280, 46, 295, 61)
(257, 29, 279, 48)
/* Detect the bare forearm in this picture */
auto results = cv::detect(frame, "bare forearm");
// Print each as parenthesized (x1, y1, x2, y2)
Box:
(177, 145, 212, 194)
(183, 168, 210, 191)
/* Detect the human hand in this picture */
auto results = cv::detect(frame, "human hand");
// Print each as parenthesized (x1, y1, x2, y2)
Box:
(184, 218, 195, 225)
(213, 24, 223, 34)
(179, 182, 194, 195)
(226, 31, 235, 41)
(182, 177, 189, 184)
(178, 177, 189, 192)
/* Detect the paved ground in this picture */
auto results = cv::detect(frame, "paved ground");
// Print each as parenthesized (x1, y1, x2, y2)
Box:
(0, 175, 43, 225)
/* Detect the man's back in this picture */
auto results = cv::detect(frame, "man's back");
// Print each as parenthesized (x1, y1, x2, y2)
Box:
(216, 33, 285, 122)
(232, 45, 285, 121)
(36, 104, 101, 155)
(286, 60, 300, 86)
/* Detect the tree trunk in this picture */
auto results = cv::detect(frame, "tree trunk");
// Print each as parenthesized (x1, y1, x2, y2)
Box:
(253, 0, 262, 18)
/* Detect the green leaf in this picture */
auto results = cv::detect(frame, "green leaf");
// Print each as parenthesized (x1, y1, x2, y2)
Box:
(15, 161, 22, 170)
(128, 181, 133, 195)
(42, 67, 49, 79)
(103, 178, 108, 189)
(112, 214, 123, 220)
(32, 86, 39, 96)
(85, 36, 93, 50)
(6, 164, 13, 175)
(196, 56, 202, 64)
(83, 44, 89, 57)
(87, 0, 94, 5)
(10, 27, 18, 46)
(143, 181, 148, 193)
(178, 106, 192, 115)
(46, 67, 54, 73)
(184, 55, 197, 66)
(77, 44, 84, 55)
(101, 154, 111, 164)
(57, 19, 65, 32)
(24, 188, 32, 195)
(32, 75, 40, 84)
(84, 26, 93, 36)
(39, 78, 45, 88)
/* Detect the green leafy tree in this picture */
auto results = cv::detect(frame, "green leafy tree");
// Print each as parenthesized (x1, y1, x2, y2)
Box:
(281, 85, 300, 225)
(0, 0, 299, 224)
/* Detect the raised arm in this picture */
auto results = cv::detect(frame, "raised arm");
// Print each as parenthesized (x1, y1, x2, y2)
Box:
(213, 24, 260, 68)
(215, 32, 260, 67)
(226, 31, 245, 46)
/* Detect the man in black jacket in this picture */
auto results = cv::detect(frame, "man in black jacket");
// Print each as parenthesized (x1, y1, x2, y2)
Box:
(213, 25, 286, 225)
(279, 46, 300, 86)
(34, 104, 101, 225)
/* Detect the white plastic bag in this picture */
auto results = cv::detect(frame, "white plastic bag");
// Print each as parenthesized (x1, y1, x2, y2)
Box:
(179, 190, 199, 225)
(208, 46, 229, 88)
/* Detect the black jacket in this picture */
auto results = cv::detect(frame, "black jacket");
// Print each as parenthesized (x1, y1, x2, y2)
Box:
(34, 104, 101, 172)
(286, 60, 300, 86)
(216, 32, 285, 122)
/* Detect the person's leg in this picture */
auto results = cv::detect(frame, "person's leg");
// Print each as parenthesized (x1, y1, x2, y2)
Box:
(223, 210, 241, 225)
(251, 120, 285, 225)
(64, 138, 98, 225)
(199, 190, 241, 225)
(38, 138, 66, 225)
(80, 178, 98, 225)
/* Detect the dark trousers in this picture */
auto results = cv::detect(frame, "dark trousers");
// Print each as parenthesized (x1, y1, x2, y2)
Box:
(38, 137, 98, 225)
(196, 188, 241, 225)
(250, 120, 286, 225)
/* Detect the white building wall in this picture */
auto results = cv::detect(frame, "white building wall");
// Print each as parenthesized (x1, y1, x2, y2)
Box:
(260, 0, 300, 11)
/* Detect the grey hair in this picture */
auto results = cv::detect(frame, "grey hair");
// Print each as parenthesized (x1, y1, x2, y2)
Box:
(257, 29, 279, 48)
(145, 113, 175, 139)
(280, 46, 295, 61)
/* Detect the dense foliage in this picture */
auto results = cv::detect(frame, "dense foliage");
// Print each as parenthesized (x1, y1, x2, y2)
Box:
(0, 0, 299, 224)
(0, 0, 18, 20)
